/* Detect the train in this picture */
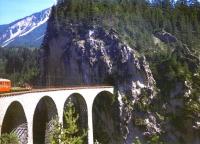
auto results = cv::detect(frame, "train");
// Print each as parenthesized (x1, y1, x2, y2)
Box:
(0, 78, 34, 93)
(0, 78, 11, 93)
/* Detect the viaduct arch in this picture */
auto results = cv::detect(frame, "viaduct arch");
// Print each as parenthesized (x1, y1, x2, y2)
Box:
(33, 96, 58, 144)
(1, 101, 28, 144)
(92, 91, 120, 144)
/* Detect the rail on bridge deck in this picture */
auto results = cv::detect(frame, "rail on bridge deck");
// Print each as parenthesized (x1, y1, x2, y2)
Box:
(0, 85, 113, 97)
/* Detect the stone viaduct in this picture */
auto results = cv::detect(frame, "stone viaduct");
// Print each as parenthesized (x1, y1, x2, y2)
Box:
(0, 86, 114, 144)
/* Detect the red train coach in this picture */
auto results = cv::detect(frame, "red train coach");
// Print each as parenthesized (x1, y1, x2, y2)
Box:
(0, 78, 11, 93)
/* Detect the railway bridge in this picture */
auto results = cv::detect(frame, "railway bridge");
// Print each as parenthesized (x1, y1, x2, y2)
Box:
(0, 86, 114, 144)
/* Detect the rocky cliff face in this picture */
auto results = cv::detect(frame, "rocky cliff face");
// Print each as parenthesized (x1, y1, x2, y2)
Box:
(41, 22, 155, 94)
(41, 20, 156, 142)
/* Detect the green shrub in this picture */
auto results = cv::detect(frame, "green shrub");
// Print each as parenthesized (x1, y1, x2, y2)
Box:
(0, 132, 19, 144)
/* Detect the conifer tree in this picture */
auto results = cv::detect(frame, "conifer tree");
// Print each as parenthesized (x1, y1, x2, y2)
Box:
(49, 102, 87, 144)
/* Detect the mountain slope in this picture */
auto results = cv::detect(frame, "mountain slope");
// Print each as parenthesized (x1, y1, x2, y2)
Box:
(0, 8, 51, 48)
(41, 1, 200, 144)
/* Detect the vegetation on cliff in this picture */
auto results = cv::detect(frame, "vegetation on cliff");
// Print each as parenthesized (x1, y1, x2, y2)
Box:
(54, 0, 200, 54)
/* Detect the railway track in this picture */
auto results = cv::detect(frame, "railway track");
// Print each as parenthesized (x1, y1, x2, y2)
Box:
(0, 86, 113, 98)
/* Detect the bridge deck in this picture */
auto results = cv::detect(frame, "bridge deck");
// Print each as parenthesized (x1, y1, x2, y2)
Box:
(0, 86, 113, 97)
